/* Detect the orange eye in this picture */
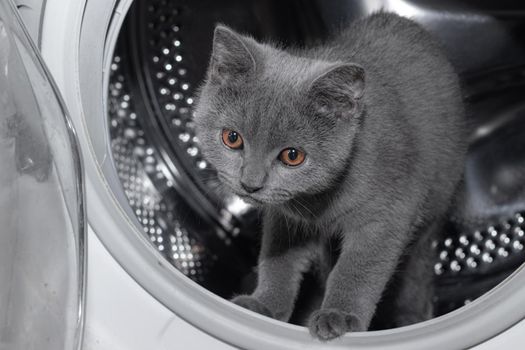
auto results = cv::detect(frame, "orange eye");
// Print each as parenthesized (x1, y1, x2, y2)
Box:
(279, 148, 306, 166)
(222, 129, 244, 149)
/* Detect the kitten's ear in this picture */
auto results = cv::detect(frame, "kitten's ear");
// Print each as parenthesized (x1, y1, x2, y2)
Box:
(209, 25, 256, 85)
(308, 63, 365, 118)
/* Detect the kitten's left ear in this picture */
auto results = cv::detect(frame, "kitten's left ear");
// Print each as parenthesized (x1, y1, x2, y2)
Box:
(308, 63, 365, 117)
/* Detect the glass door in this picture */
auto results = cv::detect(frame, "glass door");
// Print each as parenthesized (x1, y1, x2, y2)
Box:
(0, 1, 85, 349)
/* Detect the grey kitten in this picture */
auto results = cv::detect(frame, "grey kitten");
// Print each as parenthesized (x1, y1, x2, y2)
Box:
(193, 12, 466, 341)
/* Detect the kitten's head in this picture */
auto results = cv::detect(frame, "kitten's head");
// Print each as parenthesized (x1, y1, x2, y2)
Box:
(194, 25, 365, 206)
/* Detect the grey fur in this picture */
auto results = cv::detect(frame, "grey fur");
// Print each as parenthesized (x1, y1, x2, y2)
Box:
(193, 12, 466, 341)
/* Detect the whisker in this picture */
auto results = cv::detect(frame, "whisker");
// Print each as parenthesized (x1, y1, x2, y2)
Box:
(289, 200, 307, 222)
(293, 197, 316, 218)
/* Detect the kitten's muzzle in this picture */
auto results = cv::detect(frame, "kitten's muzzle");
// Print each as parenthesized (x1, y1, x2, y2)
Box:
(241, 181, 263, 194)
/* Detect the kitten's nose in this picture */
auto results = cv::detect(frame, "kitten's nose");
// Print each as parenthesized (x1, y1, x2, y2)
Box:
(241, 182, 262, 193)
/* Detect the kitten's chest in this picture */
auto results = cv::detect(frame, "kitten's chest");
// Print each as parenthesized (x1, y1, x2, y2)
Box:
(280, 188, 375, 236)
(280, 199, 347, 235)
(281, 197, 329, 223)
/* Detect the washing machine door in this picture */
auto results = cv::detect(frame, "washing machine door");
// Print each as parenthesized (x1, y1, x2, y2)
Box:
(0, 1, 85, 350)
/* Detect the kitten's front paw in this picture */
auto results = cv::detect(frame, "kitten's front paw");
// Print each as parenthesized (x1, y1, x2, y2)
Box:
(231, 295, 274, 318)
(308, 309, 363, 341)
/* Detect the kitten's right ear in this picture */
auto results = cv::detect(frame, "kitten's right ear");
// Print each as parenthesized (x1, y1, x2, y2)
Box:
(209, 25, 256, 85)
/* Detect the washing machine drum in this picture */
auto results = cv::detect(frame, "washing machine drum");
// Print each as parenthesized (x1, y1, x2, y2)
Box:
(107, 0, 525, 327)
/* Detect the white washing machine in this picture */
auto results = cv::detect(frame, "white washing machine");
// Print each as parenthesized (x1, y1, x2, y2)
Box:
(3, 0, 525, 349)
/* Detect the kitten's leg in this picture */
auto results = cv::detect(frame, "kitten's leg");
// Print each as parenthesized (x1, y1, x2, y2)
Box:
(231, 214, 318, 322)
(309, 222, 408, 340)
(390, 222, 438, 327)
